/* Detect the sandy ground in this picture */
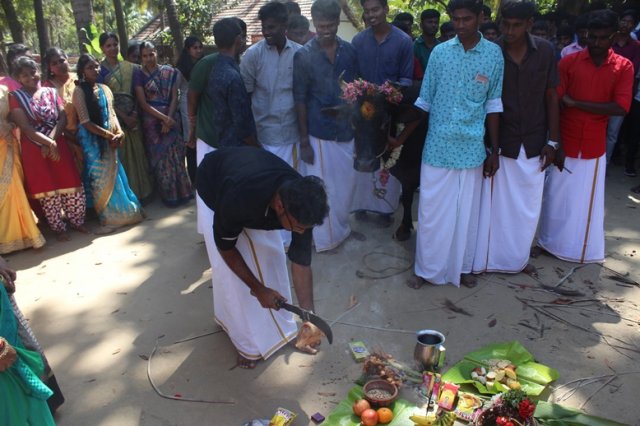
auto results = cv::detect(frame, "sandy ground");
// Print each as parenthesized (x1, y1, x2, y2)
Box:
(4, 164, 640, 426)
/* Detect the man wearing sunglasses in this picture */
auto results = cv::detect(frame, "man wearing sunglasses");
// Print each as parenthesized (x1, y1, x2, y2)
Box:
(537, 10, 634, 265)
(197, 147, 329, 369)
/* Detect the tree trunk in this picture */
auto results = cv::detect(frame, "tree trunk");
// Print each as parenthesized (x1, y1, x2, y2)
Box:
(70, 0, 95, 53)
(34, 0, 50, 56)
(164, 0, 184, 55)
(0, 0, 25, 43)
(112, 0, 129, 59)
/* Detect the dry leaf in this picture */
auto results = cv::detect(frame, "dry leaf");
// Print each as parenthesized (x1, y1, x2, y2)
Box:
(348, 295, 358, 309)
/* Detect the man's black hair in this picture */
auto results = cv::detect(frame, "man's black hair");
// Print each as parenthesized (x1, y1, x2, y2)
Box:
(587, 9, 619, 31)
(279, 176, 328, 226)
(230, 17, 247, 34)
(621, 9, 639, 25)
(213, 18, 242, 49)
(574, 13, 589, 31)
(447, 0, 484, 16)
(481, 4, 492, 19)
(421, 9, 441, 21)
(440, 21, 454, 33)
(394, 12, 414, 25)
(259, 1, 289, 24)
(288, 14, 310, 31)
(480, 22, 499, 34)
(359, 0, 388, 9)
(311, 0, 342, 22)
(500, 0, 537, 20)
(532, 20, 549, 32)
(7, 43, 30, 74)
(285, 1, 302, 15)
(392, 20, 412, 35)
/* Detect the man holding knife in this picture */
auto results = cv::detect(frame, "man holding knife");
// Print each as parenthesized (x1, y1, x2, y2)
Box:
(197, 147, 329, 369)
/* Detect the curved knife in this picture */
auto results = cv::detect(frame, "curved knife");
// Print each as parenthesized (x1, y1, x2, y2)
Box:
(277, 301, 333, 344)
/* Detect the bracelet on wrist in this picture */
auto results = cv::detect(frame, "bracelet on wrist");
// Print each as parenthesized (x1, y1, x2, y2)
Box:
(547, 140, 560, 150)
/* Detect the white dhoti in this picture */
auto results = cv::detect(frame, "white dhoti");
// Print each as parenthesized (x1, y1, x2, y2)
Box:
(263, 143, 299, 247)
(202, 212, 298, 360)
(299, 136, 356, 252)
(473, 147, 545, 273)
(351, 169, 401, 214)
(415, 164, 482, 286)
(196, 139, 216, 235)
(538, 154, 606, 264)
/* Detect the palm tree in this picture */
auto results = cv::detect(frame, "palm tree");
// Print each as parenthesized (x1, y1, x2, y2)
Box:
(34, 0, 50, 55)
(113, 0, 129, 58)
(164, 0, 184, 54)
(70, 0, 95, 52)
(0, 0, 25, 43)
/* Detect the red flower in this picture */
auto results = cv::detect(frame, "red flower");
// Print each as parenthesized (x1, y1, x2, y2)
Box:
(518, 399, 536, 420)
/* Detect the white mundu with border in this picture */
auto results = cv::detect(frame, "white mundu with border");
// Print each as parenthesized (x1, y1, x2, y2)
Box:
(473, 146, 545, 273)
(299, 136, 356, 252)
(537, 154, 606, 264)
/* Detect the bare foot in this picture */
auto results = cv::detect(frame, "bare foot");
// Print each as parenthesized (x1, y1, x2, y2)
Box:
(461, 274, 477, 288)
(71, 224, 92, 234)
(55, 231, 71, 242)
(93, 225, 116, 235)
(523, 264, 538, 278)
(394, 223, 412, 241)
(406, 275, 428, 290)
(233, 354, 257, 369)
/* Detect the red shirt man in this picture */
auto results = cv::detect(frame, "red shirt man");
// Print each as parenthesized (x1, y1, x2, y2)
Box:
(538, 10, 634, 265)
(557, 48, 633, 159)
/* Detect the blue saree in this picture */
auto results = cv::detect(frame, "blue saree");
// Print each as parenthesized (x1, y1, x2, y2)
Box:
(78, 85, 144, 226)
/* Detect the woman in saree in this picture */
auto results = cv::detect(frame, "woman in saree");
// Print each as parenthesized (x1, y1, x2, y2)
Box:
(175, 36, 203, 185)
(0, 256, 64, 425)
(73, 54, 144, 231)
(99, 32, 153, 203)
(0, 85, 45, 254)
(134, 41, 193, 207)
(8, 57, 88, 241)
(42, 47, 83, 174)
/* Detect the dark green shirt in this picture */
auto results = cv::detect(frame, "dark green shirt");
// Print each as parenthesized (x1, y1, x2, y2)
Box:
(413, 35, 439, 72)
(189, 53, 219, 147)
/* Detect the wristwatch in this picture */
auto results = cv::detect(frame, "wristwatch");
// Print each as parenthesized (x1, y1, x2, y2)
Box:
(547, 140, 559, 150)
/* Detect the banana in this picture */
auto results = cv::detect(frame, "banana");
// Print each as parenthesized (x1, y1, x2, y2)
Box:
(409, 414, 435, 426)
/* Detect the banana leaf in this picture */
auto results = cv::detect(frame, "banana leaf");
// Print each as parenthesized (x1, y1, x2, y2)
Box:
(323, 386, 424, 426)
(534, 401, 628, 426)
(441, 341, 559, 396)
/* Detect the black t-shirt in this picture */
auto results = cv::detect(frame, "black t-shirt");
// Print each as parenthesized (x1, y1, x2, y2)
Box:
(196, 147, 313, 266)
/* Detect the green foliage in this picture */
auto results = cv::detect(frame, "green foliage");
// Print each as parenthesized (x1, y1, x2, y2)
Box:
(83, 23, 104, 57)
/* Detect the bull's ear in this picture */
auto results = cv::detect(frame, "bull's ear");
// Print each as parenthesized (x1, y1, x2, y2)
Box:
(321, 104, 352, 118)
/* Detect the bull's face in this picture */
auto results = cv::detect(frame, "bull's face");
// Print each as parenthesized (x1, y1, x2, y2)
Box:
(352, 93, 392, 172)
(322, 93, 392, 173)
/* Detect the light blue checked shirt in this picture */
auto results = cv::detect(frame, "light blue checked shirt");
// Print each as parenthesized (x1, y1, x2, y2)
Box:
(415, 34, 504, 169)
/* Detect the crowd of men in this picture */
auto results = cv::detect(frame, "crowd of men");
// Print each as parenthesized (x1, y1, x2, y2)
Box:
(186, 0, 636, 368)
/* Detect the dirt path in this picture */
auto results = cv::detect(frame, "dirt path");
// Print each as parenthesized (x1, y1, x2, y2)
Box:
(5, 165, 640, 426)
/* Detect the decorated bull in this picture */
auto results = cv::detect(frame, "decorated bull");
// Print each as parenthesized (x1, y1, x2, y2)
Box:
(325, 79, 426, 239)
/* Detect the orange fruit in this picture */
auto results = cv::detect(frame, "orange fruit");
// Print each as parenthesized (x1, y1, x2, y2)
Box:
(377, 407, 393, 424)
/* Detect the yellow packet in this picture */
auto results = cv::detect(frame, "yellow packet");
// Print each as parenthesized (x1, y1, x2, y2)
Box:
(269, 407, 297, 426)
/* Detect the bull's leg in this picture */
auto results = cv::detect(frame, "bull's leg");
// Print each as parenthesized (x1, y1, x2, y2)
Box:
(394, 169, 420, 241)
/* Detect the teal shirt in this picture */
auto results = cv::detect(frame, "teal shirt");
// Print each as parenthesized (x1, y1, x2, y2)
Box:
(416, 35, 504, 169)
(413, 35, 439, 71)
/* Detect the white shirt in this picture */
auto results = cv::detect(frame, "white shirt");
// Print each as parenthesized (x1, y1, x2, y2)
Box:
(240, 38, 301, 146)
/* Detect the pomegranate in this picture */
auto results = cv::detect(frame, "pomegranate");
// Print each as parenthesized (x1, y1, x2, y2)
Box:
(360, 408, 379, 426)
(352, 399, 371, 416)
